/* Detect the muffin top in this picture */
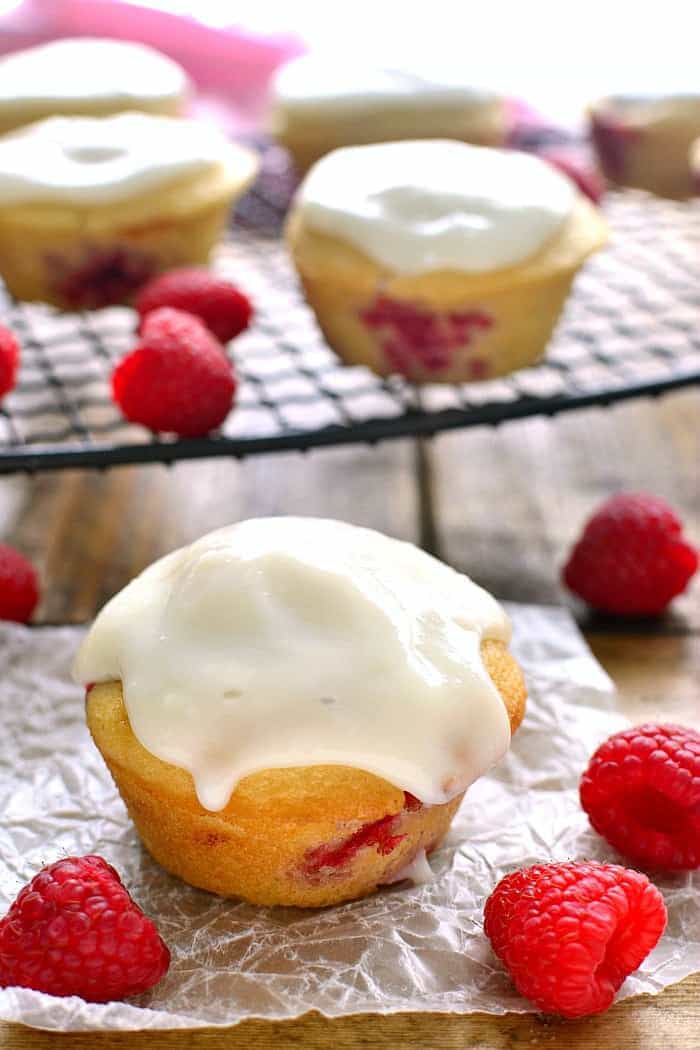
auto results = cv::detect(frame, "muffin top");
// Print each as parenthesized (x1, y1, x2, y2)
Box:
(293, 140, 577, 274)
(0, 112, 257, 206)
(0, 37, 189, 114)
(592, 93, 700, 124)
(74, 517, 512, 812)
(273, 54, 500, 114)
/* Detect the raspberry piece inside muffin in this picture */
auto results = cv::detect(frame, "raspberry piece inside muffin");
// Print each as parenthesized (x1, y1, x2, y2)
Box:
(360, 296, 493, 376)
(46, 244, 156, 309)
(301, 793, 423, 880)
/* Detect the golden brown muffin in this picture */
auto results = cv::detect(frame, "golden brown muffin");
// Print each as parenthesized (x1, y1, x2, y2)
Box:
(0, 113, 258, 309)
(86, 638, 526, 908)
(286, 195, 607, 384)
(590, 94, 700, 199)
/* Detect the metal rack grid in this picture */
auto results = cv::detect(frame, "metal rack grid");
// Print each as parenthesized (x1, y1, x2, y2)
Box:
(0, 148, 699, 473)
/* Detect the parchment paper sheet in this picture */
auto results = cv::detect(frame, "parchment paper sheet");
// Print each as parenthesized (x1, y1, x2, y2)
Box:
(0, 605, 697, 1031)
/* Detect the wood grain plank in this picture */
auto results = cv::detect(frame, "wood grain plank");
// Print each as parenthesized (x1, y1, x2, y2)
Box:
(2, 439, 419, 624)
(428, 389, 700, 629)
(0, 974, 698, 1049)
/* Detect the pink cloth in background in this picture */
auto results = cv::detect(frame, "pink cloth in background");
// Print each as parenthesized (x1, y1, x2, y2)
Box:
(0, 0, 305, 132)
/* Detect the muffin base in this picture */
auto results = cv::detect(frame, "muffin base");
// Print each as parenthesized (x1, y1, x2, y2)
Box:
(86, 638, 526, 907)
(0, 202, 231, 309)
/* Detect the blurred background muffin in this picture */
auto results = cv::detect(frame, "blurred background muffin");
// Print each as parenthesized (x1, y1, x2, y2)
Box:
(590, 94, 700, 199)
(269, 54, 509, 172)
(0, 37, 190, 134)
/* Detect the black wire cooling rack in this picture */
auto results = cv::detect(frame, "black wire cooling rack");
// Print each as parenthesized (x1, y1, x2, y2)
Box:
(1, 143, 699, 474)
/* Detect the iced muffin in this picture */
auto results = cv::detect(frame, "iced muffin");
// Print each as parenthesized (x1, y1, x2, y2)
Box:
(75, 518, 527, 908)
(0, 37, 190, 135)
(269, 55, 509, 172)
(286, 140, 607, 383)
(590, 94, 700, 199)
(0, 112, 258, 308)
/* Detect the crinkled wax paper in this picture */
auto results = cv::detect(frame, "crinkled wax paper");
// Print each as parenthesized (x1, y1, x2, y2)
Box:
(0, 605, 698, 1031)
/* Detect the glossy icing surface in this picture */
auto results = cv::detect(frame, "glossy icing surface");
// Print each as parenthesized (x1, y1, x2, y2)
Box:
(75, 517, 512, 812)
(0, 112, 255, 205)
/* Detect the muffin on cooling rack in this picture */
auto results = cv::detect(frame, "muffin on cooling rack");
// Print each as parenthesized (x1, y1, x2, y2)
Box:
(75, 517, 526, 908)
(269, 55, 509, 172)
(0, 38, 190, 136)
(286, 140, 607, 384)
(590, 94, 700, 199)
(0, 112, 258, 309)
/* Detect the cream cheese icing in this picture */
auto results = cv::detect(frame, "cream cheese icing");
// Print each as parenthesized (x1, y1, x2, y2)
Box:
(0, 38, 189, 114)
(294, 140, 576, 274)
(0, 112, 257, 206)
(273, 55, 499, 114)
(74, 517, 512, 813)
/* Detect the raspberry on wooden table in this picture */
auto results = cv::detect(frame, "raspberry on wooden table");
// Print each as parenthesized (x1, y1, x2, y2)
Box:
(0, 855, 170, 1002)
(484, 862, 666, 1018)
(580, 723, 700, 870)
(563, 492, 698, 615)
(135, 267, 253, 343)
(0, 325, 19, 398)
(112, 307, 236, 437)
(0, 543, 39, 623)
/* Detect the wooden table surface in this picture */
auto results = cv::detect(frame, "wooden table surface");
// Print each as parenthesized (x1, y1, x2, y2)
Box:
(0, 387, 698, 1048)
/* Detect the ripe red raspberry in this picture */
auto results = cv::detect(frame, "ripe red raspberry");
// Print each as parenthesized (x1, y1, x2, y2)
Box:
(563, 492, 698, 615)
(484, 862, 666, 1018)
(580, 723, 700, 870)
(112, 307, 236, 437)
(0, 325, 20, 398)
(540, 147, 606, 203)
(135, 267, 253, 343)
(0, 543, 39, 623)
(0, 855, 170, 1002)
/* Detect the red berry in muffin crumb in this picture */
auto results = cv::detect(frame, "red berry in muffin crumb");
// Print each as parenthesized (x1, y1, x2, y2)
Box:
(136, 267, 253, 343)
(0, 543, 39, 623)
(112, 307, 236, 437)
(484, 862, 666, 1018)
(563, 492, 698, 615)
(0, 855, 170, 1002)
(580, 723, 700, 870)
(0, 325, 19, 398)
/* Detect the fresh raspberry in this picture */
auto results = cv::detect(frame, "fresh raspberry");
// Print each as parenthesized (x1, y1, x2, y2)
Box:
(590, 111, 640, 181)
(484, 862, 666, 1018)
(540, 147, 606, 203)
(563, 492, 698, 615)
(112, 307, 236, 437)
(0, 543, 39, 623)
(0, 325, 20, 398)
(135, 268, 253, 343)
(0, 855, 170, 1002)
(580, 723, 700, 870)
